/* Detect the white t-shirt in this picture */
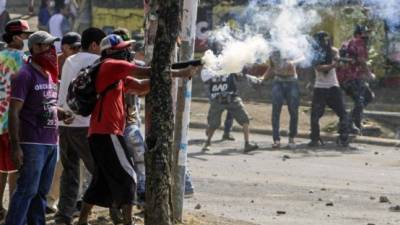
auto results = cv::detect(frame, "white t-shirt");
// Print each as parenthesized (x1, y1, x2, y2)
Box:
(314, 68, 339, 88)
(58, 52, 100, 127)
(49, 13, 64, 53)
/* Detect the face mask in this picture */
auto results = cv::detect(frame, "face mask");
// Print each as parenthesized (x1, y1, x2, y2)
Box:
(31, 46, 59, 83)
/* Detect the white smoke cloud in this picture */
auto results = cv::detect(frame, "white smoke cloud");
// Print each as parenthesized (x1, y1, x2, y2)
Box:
(203, 26, 271, 74)
(362, 0, 400, 30)
(202, 0, 321, 73)
(202, 0, 400, 75)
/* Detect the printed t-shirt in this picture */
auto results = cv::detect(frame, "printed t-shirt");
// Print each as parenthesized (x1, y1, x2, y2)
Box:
(336, 37, 368, 83)
(89, 59, 138, 136)
(11, 64, 58, 145)
(0, 49, 25, 135)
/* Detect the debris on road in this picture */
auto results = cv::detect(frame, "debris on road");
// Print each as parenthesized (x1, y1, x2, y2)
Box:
(195, 204, 202, 210)
(276, 210, 286, 215)
(379, 196, 390, 203)
(326, 202, 334, 207)
(389, 205, 400, 212)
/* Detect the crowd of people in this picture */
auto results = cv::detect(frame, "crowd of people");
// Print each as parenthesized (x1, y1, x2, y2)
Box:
(0, 1, 376, 224)
(0, 16, 201, 225)
(201, 24, 375, 151)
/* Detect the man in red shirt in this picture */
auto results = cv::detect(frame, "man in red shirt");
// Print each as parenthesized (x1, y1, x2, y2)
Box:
(336, 25, 375, 134)
(77, 34, 201, 225)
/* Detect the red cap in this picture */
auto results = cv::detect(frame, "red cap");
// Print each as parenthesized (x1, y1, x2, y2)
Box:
(5, 20, 34, 34)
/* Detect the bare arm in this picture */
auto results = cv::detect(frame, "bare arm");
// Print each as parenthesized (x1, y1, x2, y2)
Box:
(57, 107, 75, 124)
(315, 48, 339, 73)
(8, 99, 24, 168)
(131, 66, 152, 79)
(261, 66, 274, 81)
(125, 78, 151, 96)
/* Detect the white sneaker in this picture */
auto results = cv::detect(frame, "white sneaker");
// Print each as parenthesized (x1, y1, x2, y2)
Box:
(288, 138, 296, 149)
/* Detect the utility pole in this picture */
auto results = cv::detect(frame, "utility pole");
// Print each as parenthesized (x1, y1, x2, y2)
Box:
(144, 0, 181, 224)
(172, 0, 199, 223)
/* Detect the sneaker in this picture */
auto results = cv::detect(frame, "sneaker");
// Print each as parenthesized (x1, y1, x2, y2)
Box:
(222, 133, 235, 141)
(184, 188, 194, 198)
(288, 138, 296, 149)
(308, 139, 324, 147)
(244, 142, 258, 153)
(349, 125, 361, 135)
(202, 141, 211, 152)
(272, 141, 281, 149)
(337, 135, 350, 147)
(109, 207, 124, 224)
(46, 206, 57, 214)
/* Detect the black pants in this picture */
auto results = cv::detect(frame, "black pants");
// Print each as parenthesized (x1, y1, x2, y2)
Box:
(84, 134, 136, 208)
(341, 79, 374, 129)
(310, 87, 349, 141)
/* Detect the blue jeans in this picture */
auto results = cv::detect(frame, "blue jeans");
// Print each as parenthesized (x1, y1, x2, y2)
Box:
(271, 80, 300, 142)
(124, 124, 146, 195)
(6, 144, 57, 225)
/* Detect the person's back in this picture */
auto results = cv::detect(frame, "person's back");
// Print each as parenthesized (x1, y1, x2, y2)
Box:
(38, 0, 51, 31)
(49, 13, 64, 52)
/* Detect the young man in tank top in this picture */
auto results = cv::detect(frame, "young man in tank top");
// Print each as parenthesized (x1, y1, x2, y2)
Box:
(309, 31, 350, 147)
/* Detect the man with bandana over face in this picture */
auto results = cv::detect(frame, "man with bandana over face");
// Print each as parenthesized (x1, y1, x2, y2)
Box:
(336, 24, 375, 134)
(309, 31, 350, 147)
(77, 34, 202, 225)
(6, 31, 74, 225)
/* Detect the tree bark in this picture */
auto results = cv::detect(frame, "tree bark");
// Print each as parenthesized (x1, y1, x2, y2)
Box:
(144, 0, 181, 225)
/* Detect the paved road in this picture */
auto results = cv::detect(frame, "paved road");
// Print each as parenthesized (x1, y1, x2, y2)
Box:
(184, 128, 400, 225)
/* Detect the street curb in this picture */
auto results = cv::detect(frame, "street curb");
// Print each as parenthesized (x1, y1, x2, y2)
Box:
(189, 122, 400, 147)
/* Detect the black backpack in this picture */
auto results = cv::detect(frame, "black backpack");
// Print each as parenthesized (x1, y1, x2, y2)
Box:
(66, 60, 119, 117)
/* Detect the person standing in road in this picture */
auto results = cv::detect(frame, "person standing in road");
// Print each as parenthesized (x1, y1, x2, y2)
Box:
(201, 59, 259, 153)
(54, 27, 106, 225)
(77, 34, 201, 225)
(0, 19, 33, 221)
(309, 31, 350, 147)
(261, 50, 301, 149)
(337, 24, 375, 134)
(6, 30, 74, 225)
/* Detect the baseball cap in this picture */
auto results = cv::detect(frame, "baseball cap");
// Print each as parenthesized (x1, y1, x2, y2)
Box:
(100, 34, 135, 52)
(28, 31, 60, 49)
(61, 32, 82, 47)
(5, 20, 34, 35)
(354, 24, 370, 35)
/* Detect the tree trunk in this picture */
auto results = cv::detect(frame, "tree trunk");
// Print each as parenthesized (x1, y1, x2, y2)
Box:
(144, 0, 181, 225)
